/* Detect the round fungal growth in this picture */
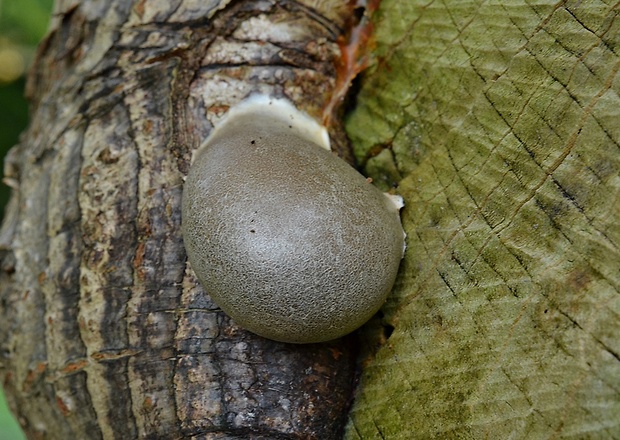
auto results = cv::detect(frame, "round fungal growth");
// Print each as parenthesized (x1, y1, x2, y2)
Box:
(182, 96, 405, 343)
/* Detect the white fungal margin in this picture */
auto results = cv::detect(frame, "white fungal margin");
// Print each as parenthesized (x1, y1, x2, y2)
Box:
(210, 93, 331, 152)
(384, 193, 404, 211)
(384, 193, 407, 257)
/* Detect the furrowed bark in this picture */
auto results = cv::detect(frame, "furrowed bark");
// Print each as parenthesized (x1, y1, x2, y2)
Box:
(0, 1, 359, 439)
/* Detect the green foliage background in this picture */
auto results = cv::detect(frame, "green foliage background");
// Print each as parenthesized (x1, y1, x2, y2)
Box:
(0, 0, 53, 438)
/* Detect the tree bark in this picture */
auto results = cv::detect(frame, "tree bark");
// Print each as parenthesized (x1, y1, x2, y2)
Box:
(4, 1, 620, 439)
(0, 1, 359, 439)
(344, 1, 620, 438)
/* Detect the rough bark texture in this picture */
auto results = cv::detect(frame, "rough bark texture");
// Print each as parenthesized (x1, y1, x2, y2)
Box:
(0, 1, 359, 439)
(4, 0, 620, 439)
(345, 1, 620, 438)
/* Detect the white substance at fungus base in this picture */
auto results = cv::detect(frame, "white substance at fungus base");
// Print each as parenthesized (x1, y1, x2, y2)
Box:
(207, 94, 331, 154)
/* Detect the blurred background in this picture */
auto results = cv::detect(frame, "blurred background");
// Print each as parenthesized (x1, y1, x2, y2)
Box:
(1, 0, 54, 438)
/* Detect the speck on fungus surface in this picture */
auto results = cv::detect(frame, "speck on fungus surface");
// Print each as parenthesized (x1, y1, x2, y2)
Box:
(182, 96, 405, 343)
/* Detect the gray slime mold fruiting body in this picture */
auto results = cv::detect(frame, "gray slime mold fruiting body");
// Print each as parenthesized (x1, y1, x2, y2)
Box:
(182, 96, 405, 343)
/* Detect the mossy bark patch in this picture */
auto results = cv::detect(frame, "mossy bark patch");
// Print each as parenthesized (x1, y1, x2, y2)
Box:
(346, 1, 620, 438)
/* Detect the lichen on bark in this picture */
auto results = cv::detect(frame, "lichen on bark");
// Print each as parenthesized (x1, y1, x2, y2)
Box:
(345, 1, 620, 438)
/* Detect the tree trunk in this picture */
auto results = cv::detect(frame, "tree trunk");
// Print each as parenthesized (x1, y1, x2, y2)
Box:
(0, 1, 359, 439)
(344, 1, 620, 438)
(3, 0, 620, 439)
